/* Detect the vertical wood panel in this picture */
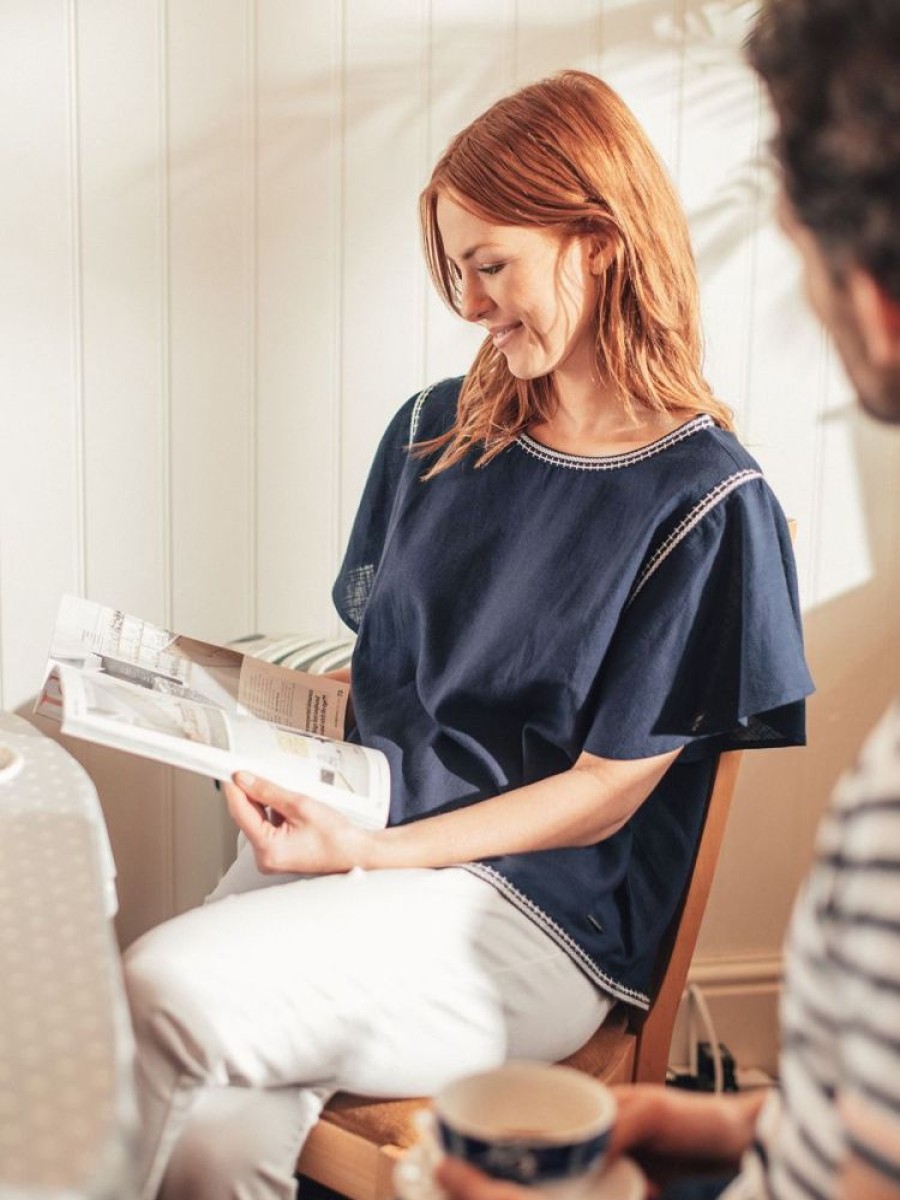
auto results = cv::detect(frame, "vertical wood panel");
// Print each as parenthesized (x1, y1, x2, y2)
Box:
(677, 19, 764, 420)
(75, 1, 168, 617)
(422, 0, 518, 388)
(166, 0, 254, 642)
(513, 0, 603, 85)
(67, 0, 179, 938)
(254, 0, 343, 634)
(0, 6, 83, 710)
(600, 0, 685, 176)
(165, 0, 259, 912)
(338, 0, 431, 558)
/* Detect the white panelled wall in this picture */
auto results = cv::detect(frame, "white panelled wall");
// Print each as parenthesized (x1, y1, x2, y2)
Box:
(3, 1, 900, 1070)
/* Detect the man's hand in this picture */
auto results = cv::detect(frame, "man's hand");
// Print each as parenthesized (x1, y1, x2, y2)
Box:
(609, 1085, 763, 1195)
(434, 1158, 532, 1200)
(222, 771, 373, 874)
(431, 1084, 758, 1200)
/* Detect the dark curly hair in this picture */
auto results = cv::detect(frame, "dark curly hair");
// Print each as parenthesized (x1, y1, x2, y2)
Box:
(746, 0, 900, 299)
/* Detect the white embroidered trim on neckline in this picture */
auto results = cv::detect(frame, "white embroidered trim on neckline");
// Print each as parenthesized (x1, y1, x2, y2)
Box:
(515, 414, 715, 471)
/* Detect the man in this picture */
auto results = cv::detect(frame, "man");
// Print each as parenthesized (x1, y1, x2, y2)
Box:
(435, 1, 900, 1197)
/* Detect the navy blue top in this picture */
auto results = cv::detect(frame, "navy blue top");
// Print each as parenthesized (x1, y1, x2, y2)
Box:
(333, 377, 814, 1007)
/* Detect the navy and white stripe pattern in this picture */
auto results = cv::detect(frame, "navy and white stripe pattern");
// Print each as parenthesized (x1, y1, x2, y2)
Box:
(732, 699, 900, 1199)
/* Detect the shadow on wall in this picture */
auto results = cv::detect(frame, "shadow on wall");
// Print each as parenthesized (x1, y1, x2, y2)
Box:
(701, 407, 900, 958)
(801, 407, 900, 809)
(119, 0, 757, 263)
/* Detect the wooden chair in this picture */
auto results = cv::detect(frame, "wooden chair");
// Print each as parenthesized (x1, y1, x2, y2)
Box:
(294, 746, 745, 1200)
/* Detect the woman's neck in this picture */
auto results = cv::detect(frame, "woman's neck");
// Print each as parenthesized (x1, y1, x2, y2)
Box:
(528, 372, 687, 457)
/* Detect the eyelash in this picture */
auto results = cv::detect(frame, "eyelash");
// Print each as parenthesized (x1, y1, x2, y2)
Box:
(448, 262, 504, 282)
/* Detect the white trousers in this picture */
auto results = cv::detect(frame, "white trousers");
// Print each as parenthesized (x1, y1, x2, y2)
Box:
(123, 847, 611, 1200)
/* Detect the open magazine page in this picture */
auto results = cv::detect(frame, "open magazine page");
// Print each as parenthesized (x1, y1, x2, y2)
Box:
(54, 665, 389, 831)
(235, 654, 347, 738)
(36, 595, 347, 741)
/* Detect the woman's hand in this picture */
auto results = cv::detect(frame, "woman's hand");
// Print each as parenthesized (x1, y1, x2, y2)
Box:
(222, 771, 373, 875)
(223, 745, 682, 877)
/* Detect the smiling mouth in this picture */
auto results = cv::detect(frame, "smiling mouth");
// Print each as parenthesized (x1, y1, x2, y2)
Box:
(489, 323, 522, 349)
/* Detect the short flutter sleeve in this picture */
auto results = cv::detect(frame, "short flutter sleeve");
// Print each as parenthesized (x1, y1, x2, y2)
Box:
(333, 397, 418, 633)
(582, 475, 812, 762)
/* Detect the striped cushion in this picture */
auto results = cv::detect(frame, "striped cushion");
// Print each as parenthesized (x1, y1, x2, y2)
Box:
(231, 632, 354, 676)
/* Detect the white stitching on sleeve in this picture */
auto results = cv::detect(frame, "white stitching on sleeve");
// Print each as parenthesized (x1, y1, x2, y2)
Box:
(409, 382, 438, 442)
(626, 469, 764, 608)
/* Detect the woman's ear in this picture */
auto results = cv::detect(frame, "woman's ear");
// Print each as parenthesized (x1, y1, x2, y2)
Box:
(847, 269, 900, 367)
(587, 234, 616, 276)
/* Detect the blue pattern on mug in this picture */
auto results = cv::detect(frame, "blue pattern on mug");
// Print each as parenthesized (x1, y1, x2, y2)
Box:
(436, 1119, 612, 1184)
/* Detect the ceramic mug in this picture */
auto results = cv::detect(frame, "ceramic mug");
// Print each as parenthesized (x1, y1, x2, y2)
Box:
(432, 1062, 617, 1187)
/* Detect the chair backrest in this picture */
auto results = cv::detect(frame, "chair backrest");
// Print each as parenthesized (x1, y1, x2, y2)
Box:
(629, 747, 744, 1082)
(628, 519, 796, 1081)
(296, 734, 754, 1200)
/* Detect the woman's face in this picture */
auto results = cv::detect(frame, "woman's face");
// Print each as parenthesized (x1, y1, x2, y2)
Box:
(435, 192, 602, 383)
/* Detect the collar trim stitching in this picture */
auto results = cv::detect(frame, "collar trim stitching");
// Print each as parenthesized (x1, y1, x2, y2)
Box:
(515, 414, 715, 471)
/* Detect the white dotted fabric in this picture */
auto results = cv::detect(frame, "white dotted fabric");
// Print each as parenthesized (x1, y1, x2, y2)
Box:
(0, 712, 137, 1198)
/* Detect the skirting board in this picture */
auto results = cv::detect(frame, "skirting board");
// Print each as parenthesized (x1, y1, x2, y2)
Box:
(669, 955, 784, 1077)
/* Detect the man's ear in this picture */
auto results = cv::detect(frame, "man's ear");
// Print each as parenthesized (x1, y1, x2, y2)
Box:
(847, 269, 900, 367)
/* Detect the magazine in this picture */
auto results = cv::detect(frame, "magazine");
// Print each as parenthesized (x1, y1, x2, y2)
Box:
(35, 596, 390, 831)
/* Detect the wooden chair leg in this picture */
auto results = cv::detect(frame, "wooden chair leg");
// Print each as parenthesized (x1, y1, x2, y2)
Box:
(298, 1121, 406, 1200)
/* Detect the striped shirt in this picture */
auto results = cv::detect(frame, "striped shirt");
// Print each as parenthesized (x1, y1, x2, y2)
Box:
(730, 699, 900, 1198)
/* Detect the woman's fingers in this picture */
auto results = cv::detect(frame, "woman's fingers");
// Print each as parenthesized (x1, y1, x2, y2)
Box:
(232, 771, 309, 819)
(222, 779, 274, 842)
(223, 771, 368, 875)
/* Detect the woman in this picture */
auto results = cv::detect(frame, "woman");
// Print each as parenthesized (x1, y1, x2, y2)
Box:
(124, 70, 813, 1199)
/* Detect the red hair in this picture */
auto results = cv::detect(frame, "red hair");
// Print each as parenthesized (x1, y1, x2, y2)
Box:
(419, 70, 733, 473)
